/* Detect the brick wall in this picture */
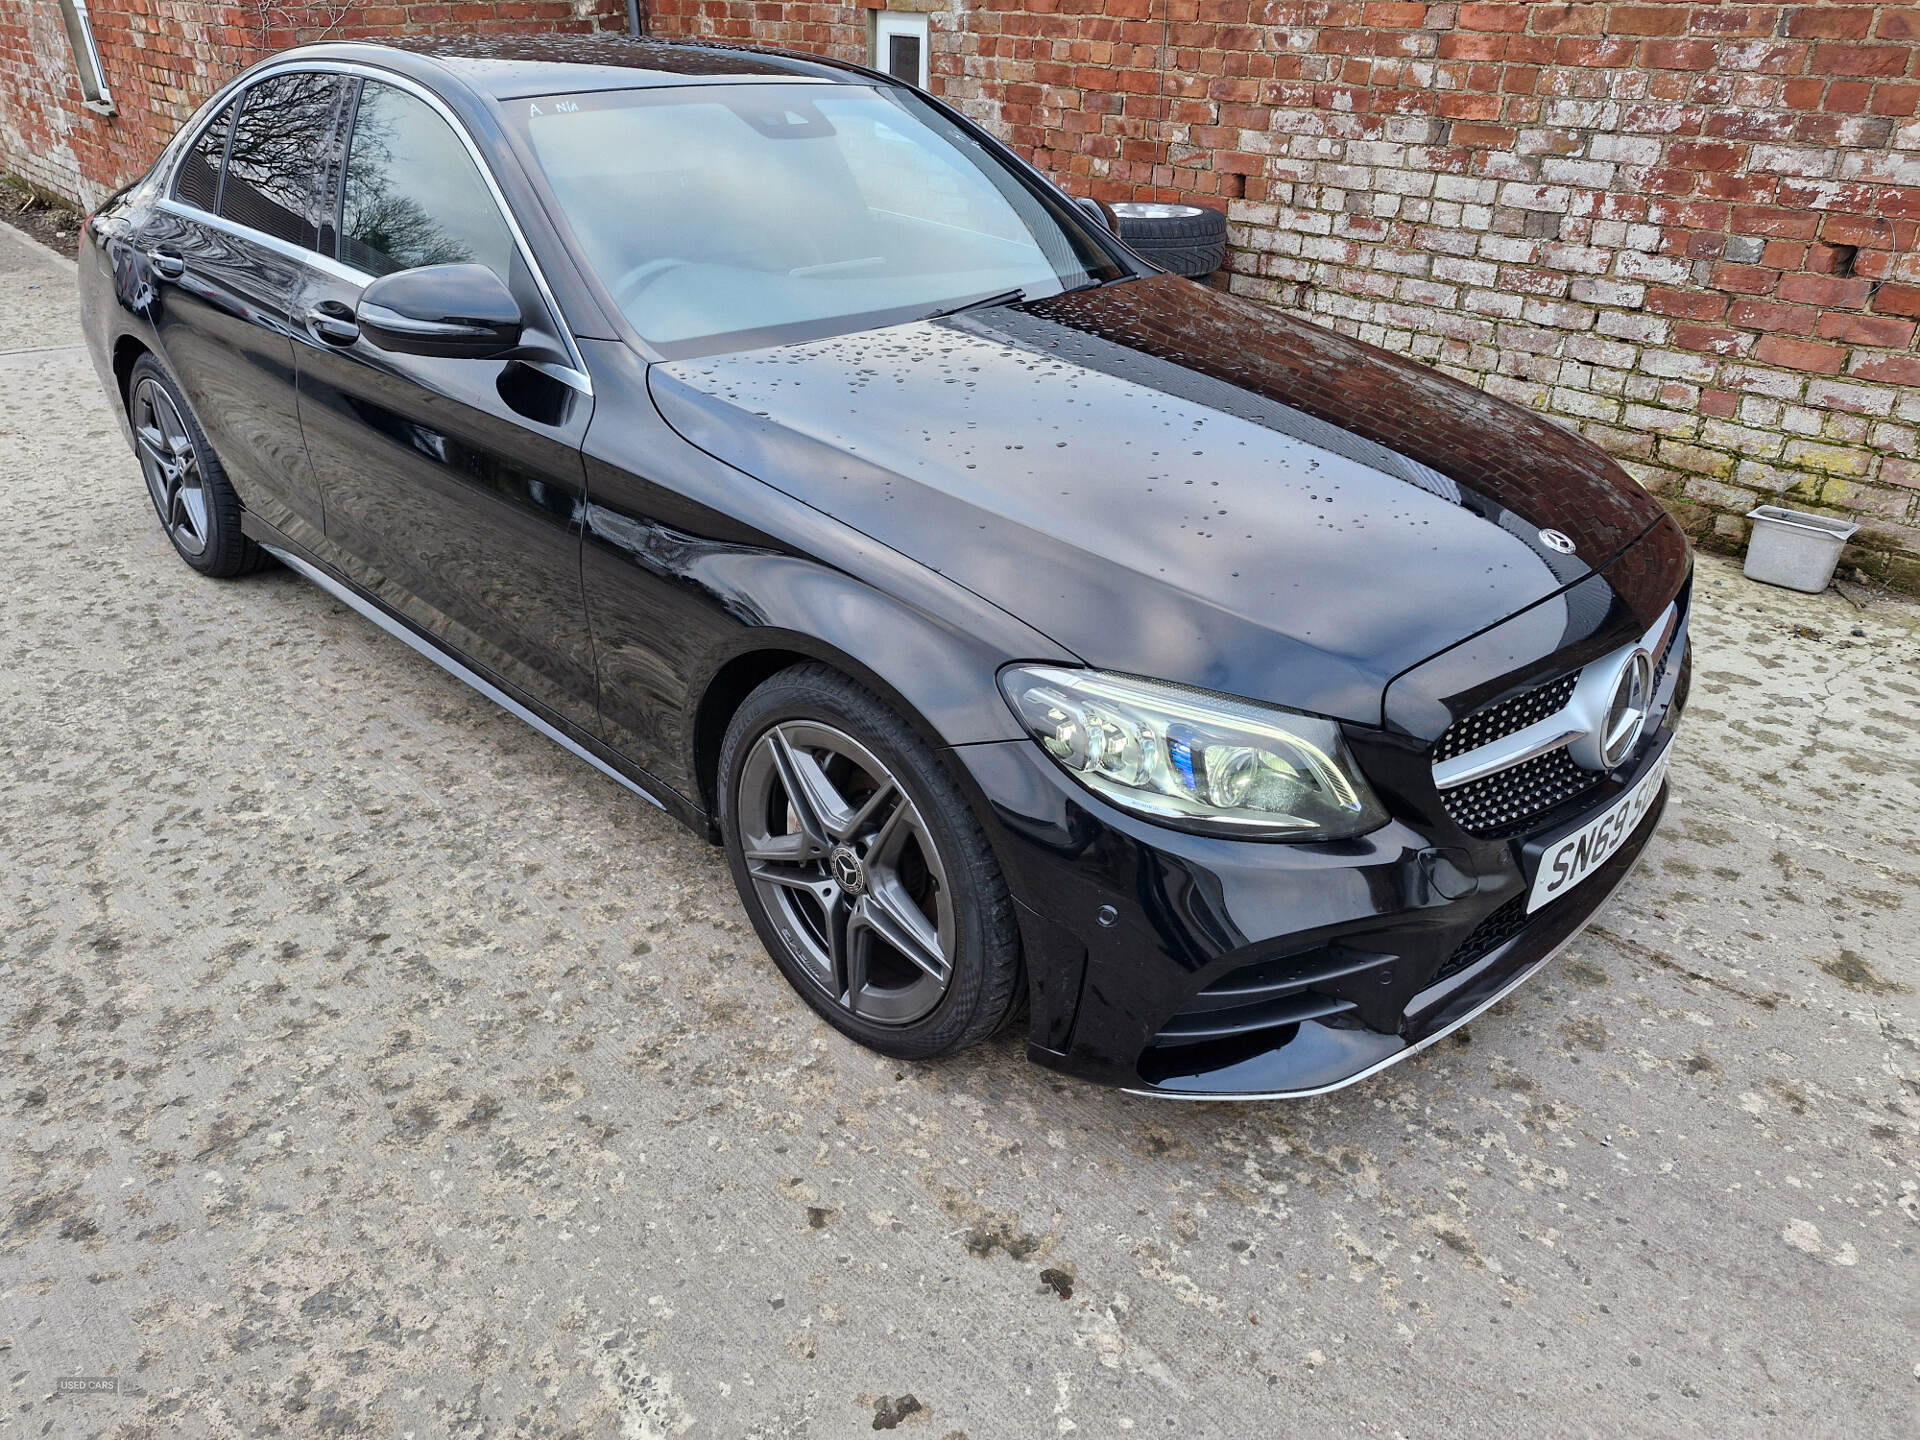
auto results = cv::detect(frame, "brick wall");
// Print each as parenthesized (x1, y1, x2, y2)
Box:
(645, 2, 1920, 588)
(8, 2, 1915, 584)
(0, 0, 627, 209)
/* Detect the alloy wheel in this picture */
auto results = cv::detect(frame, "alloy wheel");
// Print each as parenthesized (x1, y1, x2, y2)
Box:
(132, 377, 210, 556)
(736, 720, 955, 1026)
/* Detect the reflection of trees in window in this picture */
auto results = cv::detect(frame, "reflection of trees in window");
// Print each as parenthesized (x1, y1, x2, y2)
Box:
(175, 99, 234, 212)
(342, 185, 473, 275)
(218, 72, 342, 248)
(342, 85, 506, 278)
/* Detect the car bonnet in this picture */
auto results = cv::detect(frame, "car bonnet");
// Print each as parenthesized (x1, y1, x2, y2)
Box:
(648, 273, 1684, 725)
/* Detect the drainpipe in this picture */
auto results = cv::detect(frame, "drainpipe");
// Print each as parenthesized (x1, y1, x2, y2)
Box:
(627, 0, 643, 37)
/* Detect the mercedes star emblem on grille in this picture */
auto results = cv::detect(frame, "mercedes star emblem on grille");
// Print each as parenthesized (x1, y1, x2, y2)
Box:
(1600, 649, 1653, 768)
(1430, 604, 1679, 813)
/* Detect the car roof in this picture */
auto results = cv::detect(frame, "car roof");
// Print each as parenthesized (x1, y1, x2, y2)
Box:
(307, 34, 884, 100)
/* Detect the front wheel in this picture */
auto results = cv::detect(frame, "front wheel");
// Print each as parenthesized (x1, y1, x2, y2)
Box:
(717, 665, 1023, 1060)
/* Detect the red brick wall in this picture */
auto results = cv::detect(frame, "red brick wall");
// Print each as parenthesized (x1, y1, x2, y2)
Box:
(0, 0, 627, 208)
(646, 2, 1920, 587)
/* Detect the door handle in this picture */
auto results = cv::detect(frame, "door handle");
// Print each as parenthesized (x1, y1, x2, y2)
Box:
(304, 303, 360, 347)
(145, 248, 186, 279)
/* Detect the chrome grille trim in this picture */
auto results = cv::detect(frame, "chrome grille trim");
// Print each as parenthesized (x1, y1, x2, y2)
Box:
(1440, 747, 1599, 838)
(1433, 603, 1677, 794)
(1432, 669, 1578, 765)
(1433, 718, 1584, 790)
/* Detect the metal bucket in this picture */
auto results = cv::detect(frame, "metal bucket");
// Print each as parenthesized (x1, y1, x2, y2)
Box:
(1742, 505, 1859, 593)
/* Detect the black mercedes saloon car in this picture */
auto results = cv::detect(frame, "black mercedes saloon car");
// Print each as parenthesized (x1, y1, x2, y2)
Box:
(79, 35, 1690, 1099)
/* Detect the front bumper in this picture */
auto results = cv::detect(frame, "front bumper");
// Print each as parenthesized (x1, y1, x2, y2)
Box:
(955, 644, 1685, 1100)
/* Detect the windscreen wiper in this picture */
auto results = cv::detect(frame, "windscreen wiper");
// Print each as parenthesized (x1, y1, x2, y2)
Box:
(921, 288, 1026, 322)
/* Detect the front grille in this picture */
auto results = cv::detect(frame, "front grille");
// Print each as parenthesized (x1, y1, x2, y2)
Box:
(1443, 745, 1600, 839)
(1432, 671, 1578, 765)
(1431, 895, 1529, 985)
(1654, 631, 1677, 694)
(1434, 612, 1681, 839)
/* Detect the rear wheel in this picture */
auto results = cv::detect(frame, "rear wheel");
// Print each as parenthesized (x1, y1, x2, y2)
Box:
(718, 665, 1022, 1059)
(127, 354, 267, 577)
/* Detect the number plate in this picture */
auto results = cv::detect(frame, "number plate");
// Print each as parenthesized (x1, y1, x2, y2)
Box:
(1526, 750, 1670, 913)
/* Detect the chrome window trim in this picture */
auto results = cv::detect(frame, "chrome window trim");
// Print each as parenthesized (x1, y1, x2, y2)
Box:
(154, 196, 367, 287)
(1432, 604, 1679, 792)
(158, 58, 593, 396)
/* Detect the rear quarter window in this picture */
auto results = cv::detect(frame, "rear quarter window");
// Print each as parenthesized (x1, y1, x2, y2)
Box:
(217, 71, 346, 250)
(173, 98, 235, 212)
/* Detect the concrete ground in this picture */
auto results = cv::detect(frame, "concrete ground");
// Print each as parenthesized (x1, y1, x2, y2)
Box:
(2, 220, 1916, 1440)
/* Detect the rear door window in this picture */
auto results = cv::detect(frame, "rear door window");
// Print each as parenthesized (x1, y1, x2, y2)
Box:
(339, 81, 516, 280)
(217, 71, 346, 250)
(173, 97, 235, 212)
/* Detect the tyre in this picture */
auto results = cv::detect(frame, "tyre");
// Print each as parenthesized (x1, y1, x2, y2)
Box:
(1110, 201, 1228, 280)
(127, 354, 268, 577)
(717, 664, 1023, 1059)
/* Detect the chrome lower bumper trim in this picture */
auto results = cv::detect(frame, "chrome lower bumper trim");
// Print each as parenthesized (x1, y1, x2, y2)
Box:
(264, 544, 664, 813)
(1123, 831, 1653, 1102)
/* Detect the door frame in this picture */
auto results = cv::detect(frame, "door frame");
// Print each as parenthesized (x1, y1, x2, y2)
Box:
(157, 58, 593, 397)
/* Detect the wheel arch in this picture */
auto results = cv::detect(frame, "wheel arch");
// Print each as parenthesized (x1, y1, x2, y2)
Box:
(697, 635, 1035, 1053)
(112, 332, 152, 411)
(689, 630, 996, 833)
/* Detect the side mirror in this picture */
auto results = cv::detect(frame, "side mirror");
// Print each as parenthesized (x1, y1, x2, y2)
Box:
(357, 263, 524, 359)
(1074, 195, 1119, 232)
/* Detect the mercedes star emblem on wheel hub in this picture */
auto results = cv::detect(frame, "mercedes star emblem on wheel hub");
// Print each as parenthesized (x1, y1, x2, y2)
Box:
(829, 844, 868, 896)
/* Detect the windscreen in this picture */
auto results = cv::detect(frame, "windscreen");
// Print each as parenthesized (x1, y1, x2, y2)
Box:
(516, 83, 1124, 355)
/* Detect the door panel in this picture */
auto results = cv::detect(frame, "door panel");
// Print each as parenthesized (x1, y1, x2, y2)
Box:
(293, 79, 600, 731)
(144, 73, 346, 549)
(143, 203, 308, 536)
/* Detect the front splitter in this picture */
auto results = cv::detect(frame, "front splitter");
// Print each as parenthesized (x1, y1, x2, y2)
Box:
(1122, 792, 1662, 1102)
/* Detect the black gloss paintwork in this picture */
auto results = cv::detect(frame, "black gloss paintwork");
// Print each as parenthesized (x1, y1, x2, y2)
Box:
(290, 218, 605, 729)
(77, 36, 1692, 1099)
(574, 337, 1068, 804)
(958, 646, 1686, 1095)
(136, 204, 326, 544)
(356, 263, 526, 358)
(651, 278, 1682, 726)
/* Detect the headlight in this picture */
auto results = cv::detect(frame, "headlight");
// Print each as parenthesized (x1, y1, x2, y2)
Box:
(998, 666, 1388, 840)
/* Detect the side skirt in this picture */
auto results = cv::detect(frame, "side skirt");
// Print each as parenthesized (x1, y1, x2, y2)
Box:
(246, 522, 705, 832)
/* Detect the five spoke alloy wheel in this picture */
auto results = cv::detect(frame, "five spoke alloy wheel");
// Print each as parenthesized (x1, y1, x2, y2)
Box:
(132, 375, 211, 558)
(737, 720, 956, 1026)
(124, 354, 266, 578)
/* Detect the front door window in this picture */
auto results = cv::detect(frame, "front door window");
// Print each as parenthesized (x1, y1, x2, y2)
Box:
(339, 82, 517, 280)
